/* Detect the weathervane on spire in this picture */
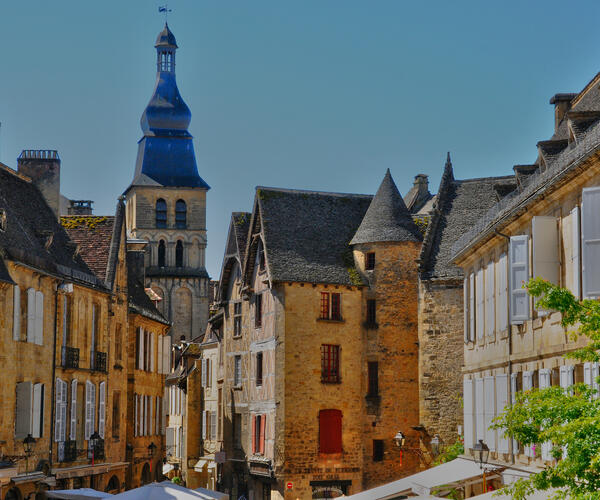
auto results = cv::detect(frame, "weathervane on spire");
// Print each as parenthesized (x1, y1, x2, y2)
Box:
(158, 4, 172, 22)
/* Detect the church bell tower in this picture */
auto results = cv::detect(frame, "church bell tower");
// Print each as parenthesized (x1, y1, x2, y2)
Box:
(124, 23, 210, 341)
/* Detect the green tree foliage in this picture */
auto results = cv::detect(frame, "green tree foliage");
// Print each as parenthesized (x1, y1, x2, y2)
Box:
(493, 278, 600, 499)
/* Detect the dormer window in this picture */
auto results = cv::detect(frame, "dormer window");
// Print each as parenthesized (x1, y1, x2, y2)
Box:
(175, 200, 187, 229)
(156, 199, 167, 228)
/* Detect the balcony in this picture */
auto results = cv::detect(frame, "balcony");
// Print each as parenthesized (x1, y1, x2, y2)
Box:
(58, 440, 77, 462)
(88, 439, 105, 461)
(91, 351, 107, 373)
(61, 346, 80, 369)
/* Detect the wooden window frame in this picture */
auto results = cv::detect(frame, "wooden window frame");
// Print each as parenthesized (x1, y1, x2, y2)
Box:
(320, 292, 342, 321)
(233, 302, 242, 337)
(319, 409, 342, 454)
(255, 294, 263, 328)
(321, 345, 340, 383)
(256, 352, 263, 387)
(366, 299, 377, 325)
(365, 252, 375, 271)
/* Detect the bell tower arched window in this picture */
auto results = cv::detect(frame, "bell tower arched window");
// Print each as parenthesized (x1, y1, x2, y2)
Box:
(175, 200, 187, 229)
(176, 241, 184, 268)
(158, 240, 166, 267)
(156, 199, 167, 228)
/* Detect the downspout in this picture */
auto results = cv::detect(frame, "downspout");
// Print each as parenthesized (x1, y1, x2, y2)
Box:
(49, 285, 60, 471)
(494, 229, 515, 465)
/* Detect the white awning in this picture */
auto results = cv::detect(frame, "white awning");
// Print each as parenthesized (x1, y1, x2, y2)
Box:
(162, 463, 174, 475)
(470, 488, 558, 500)
(345, 458, 498, 500)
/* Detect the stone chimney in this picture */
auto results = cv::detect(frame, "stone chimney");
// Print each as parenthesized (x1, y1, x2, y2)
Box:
(126, 239, 148, 284)
(68, 200, 94, 215)
(404, 174, 431, 213)
(17, 150, 61, 218)
(549, 93, 577, 132)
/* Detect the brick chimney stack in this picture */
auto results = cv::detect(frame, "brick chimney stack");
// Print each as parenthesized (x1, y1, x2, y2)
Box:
(17, 150, 61, 218)
(549, 93, 577, 132)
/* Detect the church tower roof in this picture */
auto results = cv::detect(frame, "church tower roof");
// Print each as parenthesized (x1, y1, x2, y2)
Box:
(129, 24, 209, 189)
(350, 169, 422, 245)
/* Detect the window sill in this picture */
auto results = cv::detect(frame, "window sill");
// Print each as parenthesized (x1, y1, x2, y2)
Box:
(321, 379, 341, 385)
(232, 334, 243, 339)
(317, 318, 344, 324)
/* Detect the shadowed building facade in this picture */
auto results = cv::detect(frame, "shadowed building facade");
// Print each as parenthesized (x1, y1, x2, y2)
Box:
(124, 24, 211, 343)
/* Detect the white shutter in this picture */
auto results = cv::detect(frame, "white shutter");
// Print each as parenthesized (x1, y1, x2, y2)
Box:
(211, 411, 217, 440)
(202, 410, 207, 439)
(495, 374, 509, 453)
(532, 216, 559, 285)
(162, 388, 168, 434)
(55, 378, 65, 442)
(13, 285, 21, 341)
(156, 396, 160, 435)
(463, 378, 475, 450)
(497, 253, 508, 332)
(584, 362, 593, 386)
(35, 291, 44, 345)
(138, 327, 144, 370)
(484, 376, 496, 451)
(485, 262, 495, 337)
(15, 382, 33, 439)
(145, 395, 150, 436)
(150, 396, 154, 435)
(151, 332, 156, 372)
(510, 373, 519, 453)
(32, 383, 43, 438)
(134, 395, 138, 437)
(476, 267, 484, 340)
(158, 336, 164, 374)
(27, 288, 36, 343)
(98, 382, 105, 439)
(539, 369, 552, 461)
(202, 358, 207, 387)
(70, 380, 77, 441)
(571, 206, 581, 299)
(469, 272, 475, 341)
(475, 378, 484, 442)
(163, 336, 171, 372)
(582, 187, 600, 297)
(510, 235, 530, 323)
(523, 371, 534, 457)
(85, 381, 92, 440)
(463, 277, 469, 343)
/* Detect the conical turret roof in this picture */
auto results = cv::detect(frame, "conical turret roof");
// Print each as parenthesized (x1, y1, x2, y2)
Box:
(350, 169, 422, 245)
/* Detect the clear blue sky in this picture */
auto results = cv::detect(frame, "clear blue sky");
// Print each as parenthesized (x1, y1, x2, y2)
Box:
(2, 1, 600, 278)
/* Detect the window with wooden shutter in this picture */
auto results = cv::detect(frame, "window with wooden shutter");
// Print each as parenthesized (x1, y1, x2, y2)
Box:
(202, 411, 207, 440)
(70, 380, 77, 441)
(532, 216, 559, 287)
(469, 272, 475, 341)
(463, 378, 475, 450)
(475, 378, 484, 442)
(319, 409, 342, 454)
(98, 382, 106, 439)
(13, 285, 20, 341)
(495, 374, 509, 453)
(157, 336, 164, 374)
(211, 411, 217, 441)
(137, 328, 143, 370)
(134, 394, 138, 437)
(15, 381, 32, 439)
(149, 395, 154, 436)
(320, 292, 330, 319)
(485, 262, 495, 338)
(32, 383, 44, 438)
(570, 206, 581, 299)
(55, 378, 67, 442)
(539, 369, 552, 460)
(150, 332, 156, 372)
(509, 235, 530, 324)
(510, 373, 519, 453)
(582, 187, 600, 298)
(27, 288, 36, 343)
(321, 345, 340, 383)
(497, 253, 508, 333)
(34, 291, 44, 345)
(584, 362, 600, 398)
(163, 336, 171, 373)
(259, 414, 266, 454)
(522, 371, 535, 457)
(85, 381, 94, 441)
(201, 358, 207, 387)
(484, 376, 496, 451)
(156, 396, 160, 437)
(331, 293, 341, 320)
(476, 267, 484, 340)
(463, 277, 469, 343)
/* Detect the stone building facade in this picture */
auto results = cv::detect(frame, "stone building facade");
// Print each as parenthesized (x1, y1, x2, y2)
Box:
(213, 172, 425, 500)
(450, 68, 600, 496)
(124, 23, 210, 343)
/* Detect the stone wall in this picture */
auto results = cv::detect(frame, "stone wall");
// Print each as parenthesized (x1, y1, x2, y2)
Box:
(418, 279, 464, 446)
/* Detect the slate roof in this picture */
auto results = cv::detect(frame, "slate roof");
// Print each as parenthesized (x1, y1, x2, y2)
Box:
(217, 212, 251, 301)
(233, 212, 251, 263)
(127, 264, 170, 325)
(0, 164, 100, 287)
(451, 70, 600, 261)
(61, 216, 116, 282)
(0, 258, 15, 285)
(350, 169, 422, 245)
(420, 156, 517, 280)
(256, 186, 373, 285)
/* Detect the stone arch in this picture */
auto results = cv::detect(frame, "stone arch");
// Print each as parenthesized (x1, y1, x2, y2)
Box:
(150, 283, 167, 317)
(105, 475, 120, 493)
(141, 463, 151, 485)
(5, 487, 22, 500)
(172, 286, 192, 340)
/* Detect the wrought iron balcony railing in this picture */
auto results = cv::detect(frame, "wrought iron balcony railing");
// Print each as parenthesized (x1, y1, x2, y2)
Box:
(58, 440, 77, 462)
(61, 346, 80, 369)
(91, 351, 107, 373)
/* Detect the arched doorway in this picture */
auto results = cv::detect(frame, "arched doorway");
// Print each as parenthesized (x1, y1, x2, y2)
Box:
(5, 487, 22, 500)
(141, 463, 151, 485)
(105, 475, 120, 493)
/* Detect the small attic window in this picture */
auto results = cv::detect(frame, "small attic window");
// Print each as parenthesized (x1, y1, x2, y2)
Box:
(0, 209, 6, 231)
(365, 252, 375, 270)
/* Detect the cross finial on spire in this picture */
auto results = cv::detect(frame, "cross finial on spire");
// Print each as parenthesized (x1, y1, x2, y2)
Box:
(159, 4, 172, 22)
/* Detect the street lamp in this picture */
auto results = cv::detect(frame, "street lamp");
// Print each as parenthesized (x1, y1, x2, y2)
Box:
(148, 442, 157, 473)
(23, 434, 36, 473)
(394, 431, 406, 449)
(472, 439, 490, 491)
(89, 431, 101, 466)
(430, 434, 441, 458)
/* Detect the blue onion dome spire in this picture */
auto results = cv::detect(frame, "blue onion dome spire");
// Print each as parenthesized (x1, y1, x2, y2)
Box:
(130, 24, 209, 189)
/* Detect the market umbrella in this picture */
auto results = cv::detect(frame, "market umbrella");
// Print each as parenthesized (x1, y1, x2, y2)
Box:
(193, 487, 228, 500)
(111, 481, 209, 500)
(46, 489, 113, 500)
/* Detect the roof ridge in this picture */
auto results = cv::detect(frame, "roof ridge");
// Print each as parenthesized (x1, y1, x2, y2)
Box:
(256, 185, 372, 199)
